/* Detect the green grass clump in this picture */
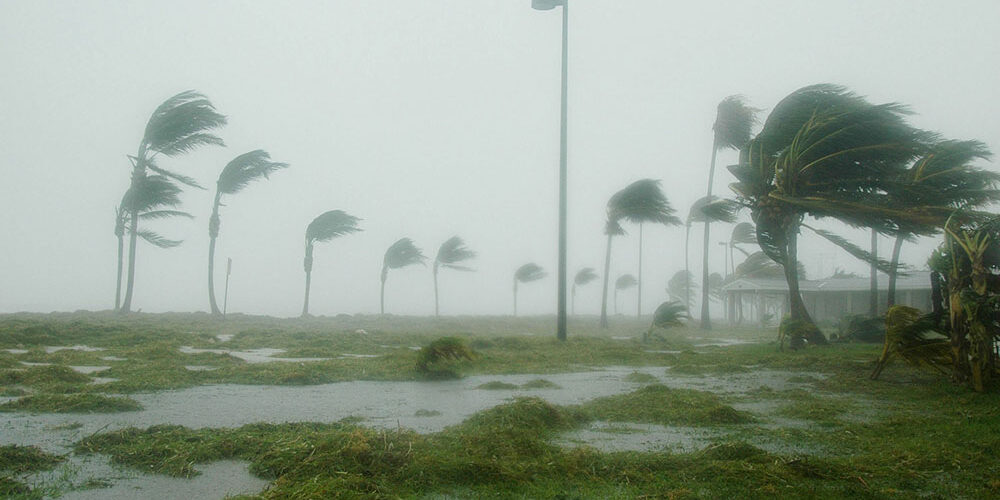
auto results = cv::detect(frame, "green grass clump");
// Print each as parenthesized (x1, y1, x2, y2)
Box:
(0, 393, 141, 413)
(1, 364, 90, 387)
(476, 381, 519, 390)
(581, 384, 754, 425)
(414, 409, 441, 417)
(416, 337, 477, 379)
(624, 371, 659, 383)
(0, 444, 65, 474)
(0, 476, 30, 496)
(520, 378, 560, 389)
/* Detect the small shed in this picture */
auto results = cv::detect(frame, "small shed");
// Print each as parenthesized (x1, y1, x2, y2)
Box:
(721, 271, 933, 325)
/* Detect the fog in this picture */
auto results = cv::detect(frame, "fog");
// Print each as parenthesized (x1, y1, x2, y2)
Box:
(1, 0, 998, 317)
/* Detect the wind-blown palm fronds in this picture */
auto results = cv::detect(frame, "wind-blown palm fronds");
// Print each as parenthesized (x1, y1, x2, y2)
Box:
(684, 196, 739, 323)
(302, 210, 362, 317)
(433, 236, 477, 316)
(613, 274, 637, 315)
(207, 150, 289, 315)
(381, 238, 426, 315)
(667, 270, 695, 310)
(870, 306, 951, 380)
(513, 263, 547, 316)
(119, 91, 226, 313)
(729, 84, 932, 342)
(571, 267, 599, 315)
(645, 300, 688, 341)
(601, 179, 681, 326)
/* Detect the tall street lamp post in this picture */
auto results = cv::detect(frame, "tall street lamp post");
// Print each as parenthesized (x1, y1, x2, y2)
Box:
(532, 0, 569, 341)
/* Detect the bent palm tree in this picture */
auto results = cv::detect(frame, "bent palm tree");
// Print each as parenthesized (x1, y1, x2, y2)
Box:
(433, 236, 476, 316)
(667, 270, 694, 310)
(685, 196, 739, 321)
(381, 238, 426, 315)
(730, 84, 932, 343)
(600, 179, 681, 327)
(207, 150, 289, 315)
(114, 175, 192, 310)
(514, 263, 546, 316)
(728, 222, 757, 270)
(120, 91, 227, 313)
(302, 210, 362, 317)
(614, 274, 637, 315)
(702, 96, 758, 329)
(572, 267, 599, 315)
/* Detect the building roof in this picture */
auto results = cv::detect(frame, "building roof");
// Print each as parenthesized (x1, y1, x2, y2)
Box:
(721, 271, 932, 294)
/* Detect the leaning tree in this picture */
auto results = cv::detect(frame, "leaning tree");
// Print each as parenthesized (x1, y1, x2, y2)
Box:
(685, 195, 739, 323)
(729, 84, 935, 344)
(433, 236, 477, 316)
(701, 95, 758, 329)
(301, 210, 362, 317)
(513, 263, 546, 316)
(381, 238, 426, 315)
(119, 91, 227, 313)
(614, 273, 637, 315)
(207, 150, 288, 315)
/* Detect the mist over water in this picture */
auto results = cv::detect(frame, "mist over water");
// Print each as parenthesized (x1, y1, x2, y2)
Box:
(1, 1, 997, 317)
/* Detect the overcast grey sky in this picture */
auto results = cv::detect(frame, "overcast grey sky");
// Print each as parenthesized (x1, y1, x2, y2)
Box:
(1, 1, 998, 317)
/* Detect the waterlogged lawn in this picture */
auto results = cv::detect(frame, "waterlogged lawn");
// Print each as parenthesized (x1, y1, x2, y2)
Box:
(1, 312, 999, 498)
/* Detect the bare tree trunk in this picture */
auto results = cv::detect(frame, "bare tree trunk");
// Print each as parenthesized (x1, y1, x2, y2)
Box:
(700, 143, 719, 330)
(571, 284, 576, 315)
(614, 287, 619, 315)
(684, 224, 691, 312)
(869, 228, 879, 317)
(887, 234, 904, 308)
(207, 192, 222, 316)
(784, 220, 826, 344)
(301, 243, 313, 317)
(115, 232, 124, 311)
(513, 279, 518, 317)
(433, 263, 440, 317)
(380, 267, 388, 315)
(637, 223, 643, 317)
(120, 206, 140, 313)
(599, 233, 613, 328)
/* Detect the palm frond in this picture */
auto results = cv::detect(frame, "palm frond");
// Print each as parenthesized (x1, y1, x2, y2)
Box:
(122, 175, 184, 212)
(687, 195, 740, 224)
(136, 229, 183, 248)
(651, 301, 687, 329)
(515, 263, 547, 283)
(707, 272, 724, 301)
(139, 210, 193, 220)
(436, 236, 476, 270)
(802, 224, 903, 276)
(142, 91, 227, 157)
(730, 251, 804, 280)
(305, 210, 362, 244)
(217, 150, 289, 195)
(384, 238, 427, 270)
(714, 95, 759, 151)
(574, 267, 599, 286)
(730, 222, 757, 245)
(147, 163, 205, 189)
(667, 270, 694, 302)
(615, 274, 637, 291)
(608, 179, 682, 226)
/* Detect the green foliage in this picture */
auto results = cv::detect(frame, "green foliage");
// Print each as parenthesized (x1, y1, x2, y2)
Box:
(0, 445, 65, 474)
(573, 267, 598, 286)
(383, 237, 426, 271)
(608, 179, 682, 229)
(614, 274, 637, 291)
(580, 384, 754, 425)
(713, 95, 759, 151)
(778, 316, 822, 350)
(305, 210, 362, 244)
(216, 150, 288, 195)
(687, 195, 740, 225)
(435, 236, 476, 271)
(415, 337, 477, 378)
(649, 301, 687, 332)
(838, 314, 885, 343)
(514, 263, 546, 283)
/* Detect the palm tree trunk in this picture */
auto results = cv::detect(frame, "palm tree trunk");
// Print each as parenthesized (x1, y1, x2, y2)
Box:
(207, 193, 223, 316)
(614, 287, 619, 315)
(120, 207, 140, 313)
(700, 219, 712, 329)
(886, 234, 904, 309)
(513, 280, 518, 317)
(301, 243, 313, 317)
(571, 284, 576, 315)
(637, 223, 643, 317)
(599, 233, 613, 328)
(433, 264, 440, 317)
(784, 221, 825, 344)
(380, 269, 388, 316)
(684, 224, 691, 312)
(115, 232, 124, 311)
(869, 228, 879, 317)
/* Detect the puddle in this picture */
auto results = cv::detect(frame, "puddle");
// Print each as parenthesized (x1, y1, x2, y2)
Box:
(20, 361, 52, 367)
(4, 348, 29, 354)
(557, 421, 719, 453)
(89, 377, 119, 385)
(178, 346, 330, 364)
(44, 346, 106, 353)
(611, 336, 633, 341)
(643, 350, 683, 354)
(215, 334, 234, 342)
(100, 356, 127, 362)
(69, 366, 111, 374)
(184, 365, 219, 372)
(338, 353, 380, 359)
(689, 338, 757, 348)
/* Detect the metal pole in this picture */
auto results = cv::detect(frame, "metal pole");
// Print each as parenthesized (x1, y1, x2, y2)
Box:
(556, 0, 569, 341)
(223, 257, 231, 317)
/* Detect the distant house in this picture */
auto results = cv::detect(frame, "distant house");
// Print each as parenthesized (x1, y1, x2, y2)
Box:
(720, 271, 933, 325)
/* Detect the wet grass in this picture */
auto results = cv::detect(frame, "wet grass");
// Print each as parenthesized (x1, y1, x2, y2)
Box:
(0, 444, 65, 498)
(0, 393, 142, 413)
(580, 384, 754, 426)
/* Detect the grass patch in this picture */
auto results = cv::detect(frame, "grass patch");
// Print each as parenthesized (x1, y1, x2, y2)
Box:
(476, 381, 519, 390)
(580, 384, 754, 426)
(0, 444, 65, 474)
(0, 393, 141, 413)
(624, 371, 658, 383)
(414, 409, 441, 417)
(520, 378, 560, 389)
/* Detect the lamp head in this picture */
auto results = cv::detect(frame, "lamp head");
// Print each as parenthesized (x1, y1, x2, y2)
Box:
(532, 0, 563, 11)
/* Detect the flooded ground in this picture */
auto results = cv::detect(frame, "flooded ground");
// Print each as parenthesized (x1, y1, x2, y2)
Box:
(1, 362, 828, 498)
